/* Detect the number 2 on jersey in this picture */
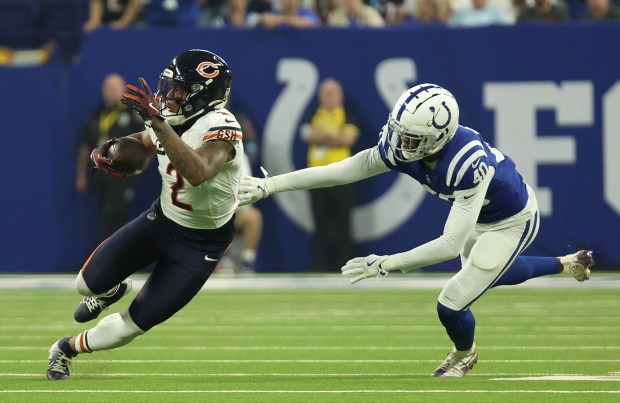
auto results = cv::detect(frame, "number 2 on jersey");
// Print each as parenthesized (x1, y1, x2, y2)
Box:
(166, 163, 193, 211)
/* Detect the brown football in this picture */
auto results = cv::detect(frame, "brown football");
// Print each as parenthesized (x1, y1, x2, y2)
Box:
(107, 137, 148, 176)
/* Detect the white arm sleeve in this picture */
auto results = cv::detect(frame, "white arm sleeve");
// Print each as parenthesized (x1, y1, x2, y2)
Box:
(381, 167, 496, 273)
(268, 147, 390, 193)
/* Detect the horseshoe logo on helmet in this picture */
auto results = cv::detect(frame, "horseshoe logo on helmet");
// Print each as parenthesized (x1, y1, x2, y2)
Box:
(429, 102, 451, 130)
(196, 61, 220, 78)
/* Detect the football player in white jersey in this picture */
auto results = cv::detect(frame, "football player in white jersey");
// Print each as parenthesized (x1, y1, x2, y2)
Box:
(47, 49, 245, 380)
(238, 83, 595, 377)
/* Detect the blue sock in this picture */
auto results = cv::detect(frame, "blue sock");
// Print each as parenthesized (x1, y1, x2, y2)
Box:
(494, 256, 560, 287)
(437, 303, 475, 351)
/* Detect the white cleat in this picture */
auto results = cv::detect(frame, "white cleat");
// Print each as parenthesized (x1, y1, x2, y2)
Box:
(432, 344, 478, 377)
(559, 250, 594, 282)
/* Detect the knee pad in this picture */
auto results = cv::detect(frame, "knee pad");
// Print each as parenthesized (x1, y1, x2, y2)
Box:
(438, 270, 480, 310)
(86, 311, 146, 352)
(438, 285, 463, 310)
(75, 272, 96, 296)
(470, 232, 512, 271)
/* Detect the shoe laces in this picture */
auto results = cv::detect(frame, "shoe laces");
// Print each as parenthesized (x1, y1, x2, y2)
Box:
(447, 348, 476, 366)
(49, 351, 72, 374)
(83, 296, 108, 313)
(438, 351, 457, 370)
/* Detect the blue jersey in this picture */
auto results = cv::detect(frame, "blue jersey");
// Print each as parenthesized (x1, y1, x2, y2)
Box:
(379, 125, 528, 223)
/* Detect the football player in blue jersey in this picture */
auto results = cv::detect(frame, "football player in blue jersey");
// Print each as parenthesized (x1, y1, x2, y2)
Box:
(238, 83, 594, 377)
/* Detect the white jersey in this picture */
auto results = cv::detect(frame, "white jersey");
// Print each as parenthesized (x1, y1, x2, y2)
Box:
(148, 108, 244, 229)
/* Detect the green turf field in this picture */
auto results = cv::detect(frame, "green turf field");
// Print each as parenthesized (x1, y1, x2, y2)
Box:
(1, 276, 619, 402)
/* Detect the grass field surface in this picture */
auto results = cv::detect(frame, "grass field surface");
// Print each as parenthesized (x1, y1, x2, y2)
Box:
(0, 274, 619, 402)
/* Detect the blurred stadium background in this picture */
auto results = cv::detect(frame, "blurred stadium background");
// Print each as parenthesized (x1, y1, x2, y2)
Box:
(1, 17, 619, 273)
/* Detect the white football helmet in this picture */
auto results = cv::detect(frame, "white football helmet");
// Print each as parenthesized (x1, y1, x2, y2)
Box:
(387, 84, 459, 162)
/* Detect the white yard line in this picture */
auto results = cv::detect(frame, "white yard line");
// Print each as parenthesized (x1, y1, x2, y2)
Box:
(1, 390, 619, 394)
(2, 359, 619, 363)
(2, 325, 617, 332)
(3, 345, 620, 351)
(492, 375, 620, 381)
(1, 372, 618, 377)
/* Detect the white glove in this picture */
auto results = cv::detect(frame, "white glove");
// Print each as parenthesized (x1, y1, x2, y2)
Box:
(341, 254, 389, 284)
(238, 167, 270, 206)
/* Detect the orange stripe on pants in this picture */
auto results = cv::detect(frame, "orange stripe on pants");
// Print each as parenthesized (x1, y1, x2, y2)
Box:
(80, 238, 108, 273)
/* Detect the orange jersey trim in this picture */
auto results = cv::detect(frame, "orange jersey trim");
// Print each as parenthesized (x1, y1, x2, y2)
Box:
(203, 130, 243, 142)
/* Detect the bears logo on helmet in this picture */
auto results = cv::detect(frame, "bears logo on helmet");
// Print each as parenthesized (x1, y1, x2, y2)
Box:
(195, 61, 221, 78)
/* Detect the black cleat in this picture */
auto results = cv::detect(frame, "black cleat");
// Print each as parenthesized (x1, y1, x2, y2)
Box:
(74, 280, 132, 323)
(46, 338, 76, 380)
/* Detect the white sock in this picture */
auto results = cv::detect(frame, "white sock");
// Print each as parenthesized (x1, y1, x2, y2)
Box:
(83, 311, 145, 352)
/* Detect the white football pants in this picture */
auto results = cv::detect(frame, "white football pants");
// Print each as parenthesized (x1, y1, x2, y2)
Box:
(438, 185, 540, 311)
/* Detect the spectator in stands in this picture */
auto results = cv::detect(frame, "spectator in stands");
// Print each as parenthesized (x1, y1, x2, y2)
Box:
(327, 0, 386, 26)
(314, 0, 335, 23)
(199, 0, 228, 25)
(300, 78, 359, 272)
(146, 0, 201, 27)
(257, 0, 319, 28)
(580, 0, 620, 19)
(516, 0, 569, 22)
(206, 0, 259, 27)
(76, 73, 145, 239)
(232, 106, 260, 165)
(395, 0, 449, 26)
(449, 0, 511, 26)
(232, 159, 263, 273)
(248, 0, 274, 13)
(217, 97, 263, 273)
(216, 153, 263, 273)
(363, 0, 409, 24)
(83, 0, 143, 33)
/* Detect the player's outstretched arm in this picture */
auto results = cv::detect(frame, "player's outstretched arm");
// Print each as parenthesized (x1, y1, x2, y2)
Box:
(380, 167, 496, 274)
(238, 148, 389, 206)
